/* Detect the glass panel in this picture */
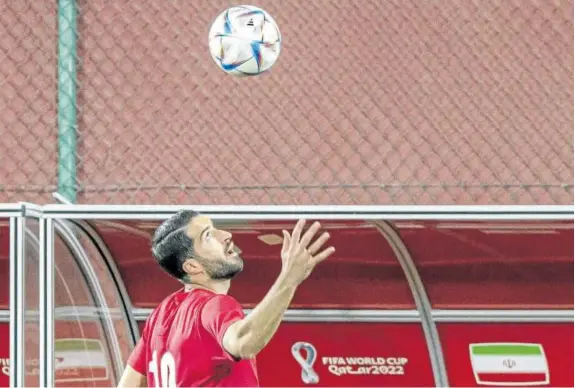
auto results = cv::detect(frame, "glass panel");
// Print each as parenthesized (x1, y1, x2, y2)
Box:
(96, 220, 417, 309)
(438, 323, 574, 387)
(68, 222, 135, 370)
(2, 218, 157, 388)
(399, 221, 574, 308)
(51, 226, 117, 387)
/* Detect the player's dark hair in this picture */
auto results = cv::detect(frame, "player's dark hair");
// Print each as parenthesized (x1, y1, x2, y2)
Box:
(151, 210, 200, 282)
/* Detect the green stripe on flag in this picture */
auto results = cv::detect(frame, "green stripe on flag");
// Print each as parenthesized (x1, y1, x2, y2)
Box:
(55, 339, 103, 352)
(471, 344, 542, 356)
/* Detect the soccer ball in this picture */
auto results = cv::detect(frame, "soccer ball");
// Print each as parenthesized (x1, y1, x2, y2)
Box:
(208, 5, 282, 77)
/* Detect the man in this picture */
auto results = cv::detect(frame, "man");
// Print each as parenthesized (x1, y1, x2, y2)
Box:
(117, 210, 335, 387)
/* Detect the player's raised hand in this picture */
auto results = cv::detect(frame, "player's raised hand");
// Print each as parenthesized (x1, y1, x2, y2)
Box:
(279, 219, 335, 286)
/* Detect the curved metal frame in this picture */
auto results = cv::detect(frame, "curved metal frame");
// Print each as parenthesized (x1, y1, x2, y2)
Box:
(375, 220, 449, 387)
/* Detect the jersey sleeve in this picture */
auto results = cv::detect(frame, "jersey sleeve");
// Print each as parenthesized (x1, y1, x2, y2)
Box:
(126, 318, 150, 375)
(201, 294, 245, 360)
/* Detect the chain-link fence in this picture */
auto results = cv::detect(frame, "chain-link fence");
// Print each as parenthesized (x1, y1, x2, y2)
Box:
(1, 0, 573, 205)
(0, 2, 58, 204)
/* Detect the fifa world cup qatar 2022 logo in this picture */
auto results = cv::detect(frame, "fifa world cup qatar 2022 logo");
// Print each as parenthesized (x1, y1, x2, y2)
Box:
(291, 342, 320, 384)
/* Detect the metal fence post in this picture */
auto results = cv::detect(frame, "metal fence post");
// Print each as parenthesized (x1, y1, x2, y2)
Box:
(57, 0, 78, 203)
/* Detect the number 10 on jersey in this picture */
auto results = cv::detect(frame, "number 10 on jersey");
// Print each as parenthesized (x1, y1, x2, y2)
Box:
(149, 350, 177, 387)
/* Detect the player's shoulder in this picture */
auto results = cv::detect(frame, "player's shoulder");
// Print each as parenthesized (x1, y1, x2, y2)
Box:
(199, 291, 243, 316)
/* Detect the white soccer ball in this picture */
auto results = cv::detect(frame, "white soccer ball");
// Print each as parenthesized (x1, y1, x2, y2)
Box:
(208, 5, 282, 77)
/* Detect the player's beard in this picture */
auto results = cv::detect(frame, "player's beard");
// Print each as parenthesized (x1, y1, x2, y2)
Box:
(196, 254, 244, 280)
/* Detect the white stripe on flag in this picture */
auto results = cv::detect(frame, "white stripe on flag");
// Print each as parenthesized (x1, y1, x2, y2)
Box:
(471, 355, 548, 374)
(55, 351, 107, 369)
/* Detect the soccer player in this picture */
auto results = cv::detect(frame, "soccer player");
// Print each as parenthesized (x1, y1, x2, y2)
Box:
(117, 211, 335, 387)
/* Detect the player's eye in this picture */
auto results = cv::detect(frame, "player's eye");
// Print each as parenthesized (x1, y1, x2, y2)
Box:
(205, 231, 212, 241)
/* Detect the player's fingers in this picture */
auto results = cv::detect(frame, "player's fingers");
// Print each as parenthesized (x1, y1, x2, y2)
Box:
(290, 219, 305, 249)
(308, 231, 330, 255)
(299, 221, 321, 251)
(281, 230, 290, 252)
(311, 246, 335, 266)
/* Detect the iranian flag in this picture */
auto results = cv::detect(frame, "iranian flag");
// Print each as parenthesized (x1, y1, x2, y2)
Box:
(54, 339, 109, 383)
(469, 343, 549, 386)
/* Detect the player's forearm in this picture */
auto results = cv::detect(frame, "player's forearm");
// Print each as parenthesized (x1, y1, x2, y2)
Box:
(225, 274, 296, 358)
(117, 366, 146, 388)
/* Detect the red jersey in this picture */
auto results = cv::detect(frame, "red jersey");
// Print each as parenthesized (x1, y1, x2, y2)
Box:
(127, 288, 259, 387)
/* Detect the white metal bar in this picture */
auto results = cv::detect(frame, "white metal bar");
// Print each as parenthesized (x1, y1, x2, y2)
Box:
(1, 308, 571, 323)
(40, 204, 575, 220)
(16, 216, 25, 388)
(0, 307, 124, 322)
(39, 218, 55, 388)
(0, 203, 22, 218)
(132, 308, 421, 322)
(436, 222, 573, 230)
(8, 216, 25, 387)
(432, 309, 575, 322)
(19, 202, 43, 218)
(129, 308, 574, 323)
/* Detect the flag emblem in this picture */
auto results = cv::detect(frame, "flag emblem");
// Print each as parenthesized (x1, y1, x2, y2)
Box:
(54, 338, 109, 383)
(469, 343, 549, 386)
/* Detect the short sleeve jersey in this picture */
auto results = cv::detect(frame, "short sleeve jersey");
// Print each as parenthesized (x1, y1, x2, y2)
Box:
(127, 288, 259, 387)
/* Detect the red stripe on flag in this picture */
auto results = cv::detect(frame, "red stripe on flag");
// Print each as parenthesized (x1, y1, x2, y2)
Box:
(477, 372, 548, 385)
(55, 367, 108, 381)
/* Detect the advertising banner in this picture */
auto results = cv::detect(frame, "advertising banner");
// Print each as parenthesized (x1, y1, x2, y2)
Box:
(256, 322, 434, 387)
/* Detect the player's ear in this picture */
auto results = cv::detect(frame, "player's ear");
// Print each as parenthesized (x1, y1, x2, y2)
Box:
(182, 258, 203, 276)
